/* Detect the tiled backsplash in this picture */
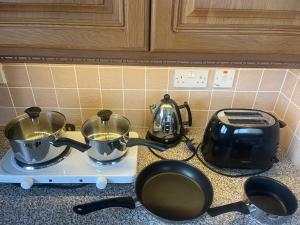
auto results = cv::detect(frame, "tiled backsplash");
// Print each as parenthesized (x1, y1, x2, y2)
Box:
(273, 69, 300, 166)
(0, 63, 299, 165)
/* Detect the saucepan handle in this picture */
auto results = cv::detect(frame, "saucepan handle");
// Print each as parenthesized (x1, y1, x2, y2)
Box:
(126, 138, 167, 152)
(51, 138, 90, 152)
(73, 197, 136, 215)
(207, 201, 250, 217)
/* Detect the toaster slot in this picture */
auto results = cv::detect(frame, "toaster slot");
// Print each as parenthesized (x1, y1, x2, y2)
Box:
(224, 111, 263, 117)
(228, 119, 268, 125)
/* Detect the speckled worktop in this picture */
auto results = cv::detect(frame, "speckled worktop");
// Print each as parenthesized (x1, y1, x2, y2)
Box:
(0, 126, 300, 225)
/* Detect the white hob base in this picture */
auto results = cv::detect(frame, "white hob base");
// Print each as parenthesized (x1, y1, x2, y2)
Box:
(0, 131, 138, 189)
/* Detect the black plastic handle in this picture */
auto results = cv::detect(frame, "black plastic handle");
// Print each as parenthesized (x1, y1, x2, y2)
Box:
(25, 106, 41, 119)
(52, 138, 90, 152)
(279, 120, 286, 128)
(207, 201, 250, 217)
(73, 197, 136, 215)
(97, 109, 112, 122)
(126, 138, 166, 152)
(179, 102, 192, 126)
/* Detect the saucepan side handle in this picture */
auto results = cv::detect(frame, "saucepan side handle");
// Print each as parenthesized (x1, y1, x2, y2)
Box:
(51, 138, 90, 152)
(207, 201, 250, 217)
(126, 138, 167, 152)
(73, 196, 136, 215)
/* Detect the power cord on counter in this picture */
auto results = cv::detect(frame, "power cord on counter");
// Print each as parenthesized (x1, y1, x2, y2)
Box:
(195, 143, 272, 178)
(147, 134, 197, 161)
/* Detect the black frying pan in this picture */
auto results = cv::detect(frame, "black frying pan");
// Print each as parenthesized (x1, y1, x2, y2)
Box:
(208, 176, 298, 217)
(73, 160, 213, 221)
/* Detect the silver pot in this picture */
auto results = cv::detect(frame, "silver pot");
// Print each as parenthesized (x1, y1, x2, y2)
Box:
(4, 107, 90, 165)
(81, 110, 166, 163)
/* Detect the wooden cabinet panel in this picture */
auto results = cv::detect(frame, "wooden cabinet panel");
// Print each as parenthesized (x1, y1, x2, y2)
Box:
(151, 0, 300, 54)
(0, 0, 149, 51)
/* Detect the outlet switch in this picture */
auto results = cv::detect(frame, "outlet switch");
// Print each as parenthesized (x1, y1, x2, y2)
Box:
(213, 69, 235, 88)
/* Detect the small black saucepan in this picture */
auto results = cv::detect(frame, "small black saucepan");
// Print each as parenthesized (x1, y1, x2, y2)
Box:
(73, 160, 213, 222)
(208, 176, 298, 223)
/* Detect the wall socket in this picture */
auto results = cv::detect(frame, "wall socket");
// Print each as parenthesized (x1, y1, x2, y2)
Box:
(174, 69, 208, 88)
(0, 65, 7, 87)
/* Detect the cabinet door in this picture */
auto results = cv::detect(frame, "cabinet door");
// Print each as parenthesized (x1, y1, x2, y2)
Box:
(151, 0, 300, 54)
(0, 0, 149, 51)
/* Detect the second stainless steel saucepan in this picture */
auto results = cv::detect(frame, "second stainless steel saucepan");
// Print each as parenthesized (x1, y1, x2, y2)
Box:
(81, 110, 167, 163)
(4, 107, 91, 165)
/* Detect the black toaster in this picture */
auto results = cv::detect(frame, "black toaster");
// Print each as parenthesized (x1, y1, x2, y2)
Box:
(201, 109, 286, 169)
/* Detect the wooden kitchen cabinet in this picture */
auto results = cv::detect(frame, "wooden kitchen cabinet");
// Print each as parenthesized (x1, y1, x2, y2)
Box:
(0, 0, 149, 52)
(151, 0, 300, 62)
(0, 0, 299, 68)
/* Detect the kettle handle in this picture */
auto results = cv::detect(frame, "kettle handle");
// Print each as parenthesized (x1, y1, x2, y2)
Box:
(179, 102, 192, 126)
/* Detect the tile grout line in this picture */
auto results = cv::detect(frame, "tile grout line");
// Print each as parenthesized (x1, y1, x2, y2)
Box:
(272, 69, 289, 115)
(281, 92, 300, 110)
(0, 86, 282, 93)
(206, 87, 213, 126)
(282, 75, 298, 153)
(288, 70, 300, 78)
(166, 67, 170, 94)
(73, 65, 83, 124)
(230, 69, 240, 108)
(97, 65, 103, 110)
(287, 121, 300, 154)
(3, 68, 17, 116)
(282, 77, 298, 119)
(121, 65, 125, 115)
(49, 65, 60, 112)
(24, 63, 37, 106)
(252, 69, 264, 109)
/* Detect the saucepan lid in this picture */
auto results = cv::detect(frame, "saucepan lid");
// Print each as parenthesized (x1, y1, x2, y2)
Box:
(4, 106, 66, 141)
(81, 109, 131, 142)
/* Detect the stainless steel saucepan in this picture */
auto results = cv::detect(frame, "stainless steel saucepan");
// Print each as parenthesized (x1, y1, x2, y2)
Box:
(81, 110, 167, 163)
(4, 107, 90, 165)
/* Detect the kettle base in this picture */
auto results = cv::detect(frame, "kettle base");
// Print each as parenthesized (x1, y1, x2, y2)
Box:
(146, 131, 182, 148)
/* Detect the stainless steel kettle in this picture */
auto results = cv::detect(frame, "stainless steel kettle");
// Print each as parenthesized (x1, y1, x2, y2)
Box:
(146, 94, 192, 145)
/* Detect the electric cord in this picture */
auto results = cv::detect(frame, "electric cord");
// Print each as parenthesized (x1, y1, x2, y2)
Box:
(195, 142, 272, 178)
(147, 134, 197, 161)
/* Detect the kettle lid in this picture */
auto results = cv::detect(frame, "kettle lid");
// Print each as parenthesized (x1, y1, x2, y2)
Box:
(161, 94, 171, 103)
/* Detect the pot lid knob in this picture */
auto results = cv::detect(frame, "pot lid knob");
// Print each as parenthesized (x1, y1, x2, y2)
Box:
(24, 106, 41, 119)
(97, 109, 112, 122)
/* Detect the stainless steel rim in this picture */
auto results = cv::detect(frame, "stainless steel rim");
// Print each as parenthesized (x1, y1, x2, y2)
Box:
(4, 111, 66, 142)
(81, 113, 131, 142)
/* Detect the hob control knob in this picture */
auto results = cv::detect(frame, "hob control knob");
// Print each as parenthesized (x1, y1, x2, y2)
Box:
(21, 178, 34, 189)
(96, 176, 107, 189)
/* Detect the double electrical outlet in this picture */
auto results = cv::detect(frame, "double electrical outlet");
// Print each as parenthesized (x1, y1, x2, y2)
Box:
(174, 68, 235, 88)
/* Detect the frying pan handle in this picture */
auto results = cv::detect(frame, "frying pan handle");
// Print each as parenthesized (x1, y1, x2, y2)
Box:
(51, 138, 90, 152)
(207, 201, 250, 217)
(73, 197, 136, 215)
(126, 138, 167, 152)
